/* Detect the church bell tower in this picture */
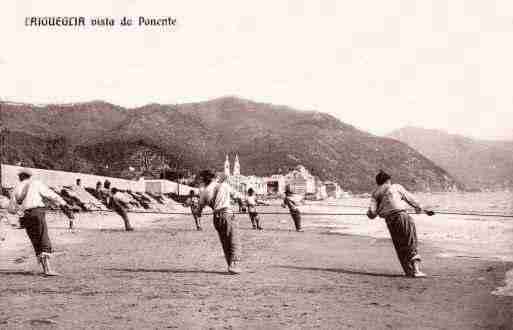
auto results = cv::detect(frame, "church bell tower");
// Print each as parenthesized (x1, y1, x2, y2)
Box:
(224, 155, 231, 176)
(233, 154, 240, 176)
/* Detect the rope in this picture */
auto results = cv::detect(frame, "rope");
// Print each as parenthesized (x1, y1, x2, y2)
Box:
(45, 207, 513, 219)
(257, 204, 370, 210)
(431, 211, 513, 219)
(257, 203, 513, 218)
(267, 203, 513, 218)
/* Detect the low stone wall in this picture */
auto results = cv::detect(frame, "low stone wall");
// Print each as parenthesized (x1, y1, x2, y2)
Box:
(1, 164, 145, 191)
(0, 164, 189, 214)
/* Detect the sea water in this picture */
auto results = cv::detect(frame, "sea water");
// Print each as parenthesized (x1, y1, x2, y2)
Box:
(309, 191, 513, 218)
(299, 192, 513, 256)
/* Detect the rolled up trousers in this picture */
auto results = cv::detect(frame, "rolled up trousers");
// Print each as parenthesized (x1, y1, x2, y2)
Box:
(20, 208, 52, 256)
(213, 209, 241, 265)
(290, 210, 302, 230)
(385, 211, 421, 275)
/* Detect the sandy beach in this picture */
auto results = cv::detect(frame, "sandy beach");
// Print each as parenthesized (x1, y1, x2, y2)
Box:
(0, 206, 512, 329)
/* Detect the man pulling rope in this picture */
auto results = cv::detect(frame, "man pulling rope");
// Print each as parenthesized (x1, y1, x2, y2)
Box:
(195, 170, 242, 275)
(8, 169, 74, 276)
(367, 170, 434, 278)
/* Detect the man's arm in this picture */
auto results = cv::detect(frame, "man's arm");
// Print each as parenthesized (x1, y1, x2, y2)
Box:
(398, 185, 422, 213)
(37, 182, 66, 206)
(14, 182, 29, 205)
(7, 191, 19, 215)
(281, 197, 288, 208)
(367, 196, 378, 219)
(38, 182, 75, 219)
(114, 192, 131, 205)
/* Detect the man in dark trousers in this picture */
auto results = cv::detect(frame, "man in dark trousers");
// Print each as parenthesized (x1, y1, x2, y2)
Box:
(184, 190, 202, 230)
(8, 169, 74, 276)
(195, 170, 241, 274)
(367, 170, 433, 278)
(245, 187, 266, 230)
(109, 187, 134, 231)
(282, 185, 306, 232)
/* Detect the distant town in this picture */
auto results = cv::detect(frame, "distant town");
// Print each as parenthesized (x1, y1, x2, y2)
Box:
(218, 155, 343, 199)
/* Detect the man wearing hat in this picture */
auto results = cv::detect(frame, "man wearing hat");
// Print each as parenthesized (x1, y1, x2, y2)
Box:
(367, 170, 433, 278)
(8, 169, 73, 276)
(195, 170, 242, 274)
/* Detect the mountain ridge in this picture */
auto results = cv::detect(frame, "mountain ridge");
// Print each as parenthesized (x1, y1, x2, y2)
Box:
(388, 126, 513, 190)
(1, 97, 462, 193)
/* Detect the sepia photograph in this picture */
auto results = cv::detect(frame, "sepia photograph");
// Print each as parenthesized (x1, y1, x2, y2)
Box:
(1, 1, 512, 329)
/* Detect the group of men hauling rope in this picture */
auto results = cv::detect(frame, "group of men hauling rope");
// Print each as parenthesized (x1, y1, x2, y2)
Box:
(1, 168, 433, 278)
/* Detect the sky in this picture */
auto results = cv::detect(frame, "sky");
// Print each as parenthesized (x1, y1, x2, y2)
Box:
(1, 0, 512, 140)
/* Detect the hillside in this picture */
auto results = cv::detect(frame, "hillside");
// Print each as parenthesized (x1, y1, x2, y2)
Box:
(1, 98, 462, 192)
(388, 127, 513, 190)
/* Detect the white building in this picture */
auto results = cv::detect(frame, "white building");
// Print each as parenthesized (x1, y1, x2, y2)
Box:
(224, 154, 266, 196)
(221, 157, 340, 199)
(315, 180, 328, 200)
(324, 181, 343, 198)
(285, 165, 316, 195)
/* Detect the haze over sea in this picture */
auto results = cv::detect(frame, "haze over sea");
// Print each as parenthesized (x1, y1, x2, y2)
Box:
(325, 191, 513, 218)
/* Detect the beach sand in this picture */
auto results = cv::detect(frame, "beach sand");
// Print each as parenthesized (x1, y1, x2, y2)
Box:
(0, 210, 512, 329)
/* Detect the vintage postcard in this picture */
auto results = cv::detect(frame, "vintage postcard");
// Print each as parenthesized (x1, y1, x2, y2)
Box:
(1, 1, 512, 329)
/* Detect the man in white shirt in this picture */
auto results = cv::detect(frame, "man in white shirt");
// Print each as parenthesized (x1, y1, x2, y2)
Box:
(184, 190, 201, 231)
(245, 188, 266, 230)
(8, 169, 73, 276)
(196, 170, 241, 274)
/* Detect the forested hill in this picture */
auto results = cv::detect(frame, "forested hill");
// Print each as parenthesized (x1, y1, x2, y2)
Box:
(1, 97, 462, 192)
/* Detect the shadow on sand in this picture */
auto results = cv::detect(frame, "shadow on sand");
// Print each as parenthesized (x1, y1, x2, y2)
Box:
(99, 228, 134, 233)
(275, 265, 404, 278)
(106, 268, 228, 275)
(241, 227, 303, 233)
(0, 270, 37, 276)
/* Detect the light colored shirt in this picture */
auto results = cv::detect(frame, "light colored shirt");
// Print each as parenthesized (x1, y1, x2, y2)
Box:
(367, 183, 422, 219)
(246, 195, 257, 213)
(197, 181, 234, 214)
(185, 196, 199, 210)
(9, 179, 66, 213)
(113, 192, 131, 205)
